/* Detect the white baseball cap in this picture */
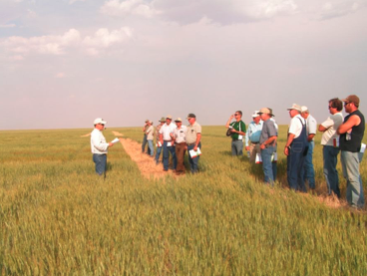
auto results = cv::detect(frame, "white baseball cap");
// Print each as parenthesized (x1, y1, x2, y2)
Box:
(94, 118, 107, 125)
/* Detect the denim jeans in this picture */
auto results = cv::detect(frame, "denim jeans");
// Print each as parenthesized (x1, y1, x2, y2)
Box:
(261, 146, 276, 185)
(155, 146, 162, 163)
(341, 150, 365, 208)
(147, 140, 154, 156)
(142, 134, 147, 153)
(232, 140, 243, 156)
(323, 146, 340, 197)
(188, 143, 201, 173)
(93, 154, 107, 175)
(303, 140, 315, 189)
(287, 142, 307, 192)
(163, 141, 177, 171)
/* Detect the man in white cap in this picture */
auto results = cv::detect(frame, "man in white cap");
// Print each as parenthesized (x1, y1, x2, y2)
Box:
(91, 118, 113, 176)
(159, 115, 177, 171)
(171, 117, 187, 175)
(284, 104, 308, 192)
(245, 110, 263, 163)
(301, 106, 317, 190)
(258, 108, 277, 184)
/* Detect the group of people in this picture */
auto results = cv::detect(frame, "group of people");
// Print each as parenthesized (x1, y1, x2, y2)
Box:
(142, 114, 202, 175)
(225, 94, 365, 209)
(89, 94, 365, 209)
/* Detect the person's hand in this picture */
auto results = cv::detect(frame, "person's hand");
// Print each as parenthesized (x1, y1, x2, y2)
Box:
(284, 146, 289, 156)
(245, 146, 250, 151)
(194, 145, 198, 151)
(109, 142, 114, 147)
(260, 144, 265, 150)
(229, 114, 235, 120)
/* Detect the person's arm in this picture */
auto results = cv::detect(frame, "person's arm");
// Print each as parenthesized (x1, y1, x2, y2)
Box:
(159, 133, 163, 145)
(91, 132, 111, 151)
(337, 115, 361, 134)
(318, 124, 327, 132)
(245, 126, 250, 150)
(225, 115, 234, 128)
(193, 133, 202, 151)
(307, 134, 315, 142)
(260, 136, 277, 150)
(284, 134, 295, 156)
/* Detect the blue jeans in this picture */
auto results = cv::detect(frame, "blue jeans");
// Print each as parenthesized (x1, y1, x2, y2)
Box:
(93, 154, 107, 175)
(231, 140, 243, 156)
(142, 134, 147, 153)
(323, 146, 340, 197)
(147, 140, 154, 156)
(303, 141, 315, 189)
(341, 151, 365, 208)
(188, 143, 201, 173)
(155, 146, 162, 163)
(261, 146, 276, 185)
(163, 141, 177, 170)
(287, 143, 307, 192)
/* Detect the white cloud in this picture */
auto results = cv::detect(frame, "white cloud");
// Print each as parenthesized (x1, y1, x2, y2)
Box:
(1, 27, 132, 58)
(0, 24, 16, 28)
(101, 0, 160, 18)
(320, 0, 367, 19)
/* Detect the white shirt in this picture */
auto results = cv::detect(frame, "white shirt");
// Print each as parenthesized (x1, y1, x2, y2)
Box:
(289, 114, 306, 138)
(91, 128, 109, 154)
(159, 123, 176, 141)
(305, 114, 317, 139)
(321, 112, 344, 146)
(173, 125, 187, 143)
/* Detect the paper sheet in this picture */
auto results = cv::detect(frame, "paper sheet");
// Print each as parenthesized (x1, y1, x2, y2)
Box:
(111, 138, 120, 144)
(189, 147, 202, 158)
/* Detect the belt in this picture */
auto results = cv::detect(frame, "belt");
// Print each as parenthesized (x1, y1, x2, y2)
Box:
(251, 141, 259, 144)
(187, 143, 196, 146)
(232, 139, 242, 141)
(163, 140, 171, 142)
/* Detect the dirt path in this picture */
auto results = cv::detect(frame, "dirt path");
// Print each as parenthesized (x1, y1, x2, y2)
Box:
(112, 131, 177, 179)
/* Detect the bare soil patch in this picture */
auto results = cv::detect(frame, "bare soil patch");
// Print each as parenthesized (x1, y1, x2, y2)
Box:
(112, 131, 177, 179)
(80, 132, 91, 137)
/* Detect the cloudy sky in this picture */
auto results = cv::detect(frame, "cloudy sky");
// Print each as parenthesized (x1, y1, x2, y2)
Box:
(1, 0, 367, 130)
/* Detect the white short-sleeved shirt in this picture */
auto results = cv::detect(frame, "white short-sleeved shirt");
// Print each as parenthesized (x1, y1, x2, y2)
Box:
(146, 125, 154, 140)
(306, 114, 317, 139)
(321, 112, 344, 146)
(288, 114, 305, 138)
(173, 125, 187, 143)
(159, 123, 176, 141)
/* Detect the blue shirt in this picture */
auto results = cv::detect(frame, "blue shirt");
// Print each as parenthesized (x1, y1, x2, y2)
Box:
(245, 120, 263, 146)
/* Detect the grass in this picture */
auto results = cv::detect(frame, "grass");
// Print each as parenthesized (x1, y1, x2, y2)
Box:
(0, 126, 366, 275)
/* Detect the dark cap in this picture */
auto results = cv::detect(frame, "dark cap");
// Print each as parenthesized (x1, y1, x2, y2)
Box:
(187, 113, 196, 119)
(342, 95, 360, 107)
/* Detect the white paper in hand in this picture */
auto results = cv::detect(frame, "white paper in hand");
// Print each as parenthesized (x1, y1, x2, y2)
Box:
(189, 147, 202, 158)
(111, 138, 120, 144)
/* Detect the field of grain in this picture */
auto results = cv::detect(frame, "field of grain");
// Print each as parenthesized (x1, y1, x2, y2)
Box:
(1, 126, 366, 275)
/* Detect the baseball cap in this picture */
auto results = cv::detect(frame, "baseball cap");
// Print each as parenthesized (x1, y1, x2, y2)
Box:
(166, 115, 172, 120)
(257, 108, 271, 115)
(342, 95, 360, 107)
(301, 106, 309, 113)
(94, 118, 107, 125)
(175, 117, 182, 122)
(252, 110, 260, 118)
(287, 103, 301, 112)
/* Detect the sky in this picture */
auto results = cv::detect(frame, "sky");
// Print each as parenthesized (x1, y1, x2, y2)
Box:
(1, 0, 367, 130)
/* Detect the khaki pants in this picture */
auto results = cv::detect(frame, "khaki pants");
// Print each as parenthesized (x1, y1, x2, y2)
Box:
(249, 143, 261, 163)
(175, 143, 186, 173)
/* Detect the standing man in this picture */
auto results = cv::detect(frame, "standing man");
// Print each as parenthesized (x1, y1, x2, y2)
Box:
(245, 111, 263, 162)
(225, 111, 246, 156)
(142, 120, 149, 154)
(91, 118, 113, 176)
(146, 120, 154, 157)
(284, 104, 308, 192)
(171, 117, 187, 175)
(318, 98, 344, 198)
(186, 113, 202, 174)
(337, 95, 365, 208)
(301, 106, 317, 190)
(159, 115, 177, 171)
(155, 117, 165, 164)
(258, 108, 277, 185)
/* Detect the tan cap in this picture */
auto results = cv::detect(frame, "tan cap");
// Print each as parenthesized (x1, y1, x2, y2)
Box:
(159, 117, 165, 122)
(287, 103, 301, 112)
(258, 108, 271, 115)
(145, 119, 149, 123)
(342, 95, 360, 107)
(174, 117, 182, 122)
(166, 115, 172, 120)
